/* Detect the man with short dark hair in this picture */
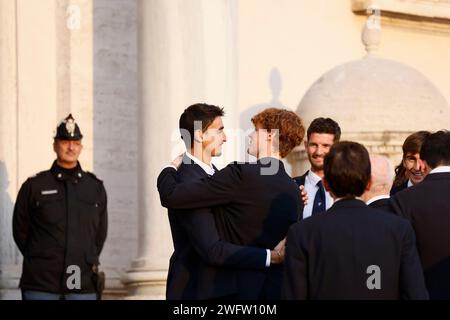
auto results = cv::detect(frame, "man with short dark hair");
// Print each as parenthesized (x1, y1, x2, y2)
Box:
(391, 130, 450, 299)
(282, 141, 428, 300)
(293, 117, 341, 219)
(13, 114, 108, 300)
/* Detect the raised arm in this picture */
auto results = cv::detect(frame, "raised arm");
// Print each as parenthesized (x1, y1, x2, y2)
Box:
(157, 163, 241, 209)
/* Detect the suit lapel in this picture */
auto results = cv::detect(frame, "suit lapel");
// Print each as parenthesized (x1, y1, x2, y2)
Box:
(293, 171, 308, 220)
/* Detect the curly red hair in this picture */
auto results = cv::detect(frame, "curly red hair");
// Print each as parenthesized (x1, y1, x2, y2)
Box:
(251, 108, 305, 158)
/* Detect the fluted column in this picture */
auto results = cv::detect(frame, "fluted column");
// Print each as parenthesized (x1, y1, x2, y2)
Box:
(0, 0, 94, 299)
(122, 0, 238, 299)
(0, 0, 20, 299)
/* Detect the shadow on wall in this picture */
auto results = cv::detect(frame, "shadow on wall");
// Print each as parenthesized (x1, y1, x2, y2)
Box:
(238, 68, 297, 174)
(0, 161, 18, 266)
(239, 67, 285, 134)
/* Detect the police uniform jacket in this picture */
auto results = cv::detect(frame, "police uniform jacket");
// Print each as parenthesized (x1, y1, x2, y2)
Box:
(13, 161, 108, 294)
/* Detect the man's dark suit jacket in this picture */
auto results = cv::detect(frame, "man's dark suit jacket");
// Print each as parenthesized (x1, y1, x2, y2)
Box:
(292, 172, 307, 220)
(158, 157, 301, 299)
(282, 199, 428, 300)
(165, 156, 267, 300)
(391, 172, 450, 300)
(390, 181, 408, 196)
(368, 197, 395, 214)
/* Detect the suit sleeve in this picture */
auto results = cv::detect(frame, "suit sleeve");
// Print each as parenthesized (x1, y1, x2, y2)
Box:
(96, 183, 108, 256)
(179, 207, 267, 269)
(157, 164, 241, 209)
(12, 180, 32, 256)
(293, 175, 305, 220)
(399, 221, 429, 300)
(390, 193, 412, 220)
(282, 224, 308, 300)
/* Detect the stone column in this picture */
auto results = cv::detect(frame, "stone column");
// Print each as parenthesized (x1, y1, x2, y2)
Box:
(0, 0, 20, 299)
(122, 0, 238, 299)
(0, 0, 94, 299)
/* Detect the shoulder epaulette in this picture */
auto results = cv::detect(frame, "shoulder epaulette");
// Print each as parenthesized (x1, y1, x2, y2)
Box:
(28, 170, 48, 179)
(86, 171, 103, 183)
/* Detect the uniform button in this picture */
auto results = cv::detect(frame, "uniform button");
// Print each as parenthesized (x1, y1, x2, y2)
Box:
(57, 173, 62, 178)
(78, 173, 82, 178)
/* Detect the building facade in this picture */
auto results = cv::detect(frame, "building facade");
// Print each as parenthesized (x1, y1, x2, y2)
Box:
(1, 0, 449, 299)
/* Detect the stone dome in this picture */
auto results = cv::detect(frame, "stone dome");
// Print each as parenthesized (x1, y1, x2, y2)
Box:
(296, 55, 450, 133)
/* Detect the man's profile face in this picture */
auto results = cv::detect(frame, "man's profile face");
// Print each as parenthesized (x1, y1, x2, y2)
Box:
(403, 152, 426, 185)
(53, 139, 83, 167)
(305, 133, 335, 171)
(202, 117, 226, 157)
(247, 123, 270, 158)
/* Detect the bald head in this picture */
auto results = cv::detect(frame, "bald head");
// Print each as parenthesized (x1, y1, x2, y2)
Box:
(361, 155, 393, 202)
(370, 155, 393, 187)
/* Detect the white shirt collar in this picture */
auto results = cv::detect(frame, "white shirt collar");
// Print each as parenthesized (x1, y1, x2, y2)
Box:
(186, 152, 215, 176)
(366, 195, 390, 206)
(407, 179, 413, 188)
(430, 166, 450, 174)
(333, 197, 344, 204)
(307, 170, 323, 186)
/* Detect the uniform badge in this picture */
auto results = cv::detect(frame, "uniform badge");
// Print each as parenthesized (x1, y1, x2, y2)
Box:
(65, 117, 76, 137)
(41, 189, 58, 195)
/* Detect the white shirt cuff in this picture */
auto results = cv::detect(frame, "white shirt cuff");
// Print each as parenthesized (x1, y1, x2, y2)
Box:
(163, 165, 177, 171)
(266, 249, 271, 267)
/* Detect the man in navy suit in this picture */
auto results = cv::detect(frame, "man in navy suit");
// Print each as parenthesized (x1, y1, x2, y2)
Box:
(162, 104, 283, 300)
(391, 130, 450, 299)
(283, 141, 428, 300)
(361, 155, 395, 213)
(293, 118, 341, 219)
(158, 108, 305, 299)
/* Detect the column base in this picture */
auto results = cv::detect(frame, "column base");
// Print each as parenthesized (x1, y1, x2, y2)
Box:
(121, 258, 167, 300)
(0, 264, 22, 300)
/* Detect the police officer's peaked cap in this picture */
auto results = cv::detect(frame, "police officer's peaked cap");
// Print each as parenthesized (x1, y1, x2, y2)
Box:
(54, 114, 83, 140)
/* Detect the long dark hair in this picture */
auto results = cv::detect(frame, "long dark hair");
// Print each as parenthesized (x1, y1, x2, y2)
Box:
(393, 131, 431, 186)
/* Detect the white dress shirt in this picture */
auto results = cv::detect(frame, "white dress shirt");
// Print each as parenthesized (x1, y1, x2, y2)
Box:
(407, 179, 413, 188)
(302, 170, 334, 219)
(366, 194, 390, 206)
(430, 166, 450, 174)
(185, 152, 215, 176)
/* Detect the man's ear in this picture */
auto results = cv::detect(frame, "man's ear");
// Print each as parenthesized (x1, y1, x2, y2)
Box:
(322, 177, 331, 193)
(304, 139, 308, 149)
(193, 129, 203, 143)
(264, 129, 272, 142)
(365, 176, 373, 192)
(322, 177, 337, 199)
(423, 160, 432, 175)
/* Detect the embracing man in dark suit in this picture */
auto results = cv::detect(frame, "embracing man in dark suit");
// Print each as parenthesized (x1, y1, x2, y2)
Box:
(161, 104, 284, 300)
(391, 130, 450, 299)
(158, 107, 305, 299)
(283, 141, 428, 300)
(293, 118, 341, 219)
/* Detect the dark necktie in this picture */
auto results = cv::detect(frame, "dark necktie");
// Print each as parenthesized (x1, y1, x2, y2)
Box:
(312, 180, 326, 215)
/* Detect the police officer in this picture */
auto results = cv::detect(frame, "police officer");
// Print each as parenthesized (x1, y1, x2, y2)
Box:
(13, 114, 108, 300)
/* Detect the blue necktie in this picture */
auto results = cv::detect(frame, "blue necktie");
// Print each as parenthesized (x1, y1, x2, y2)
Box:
(312, 180, 326, 215)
